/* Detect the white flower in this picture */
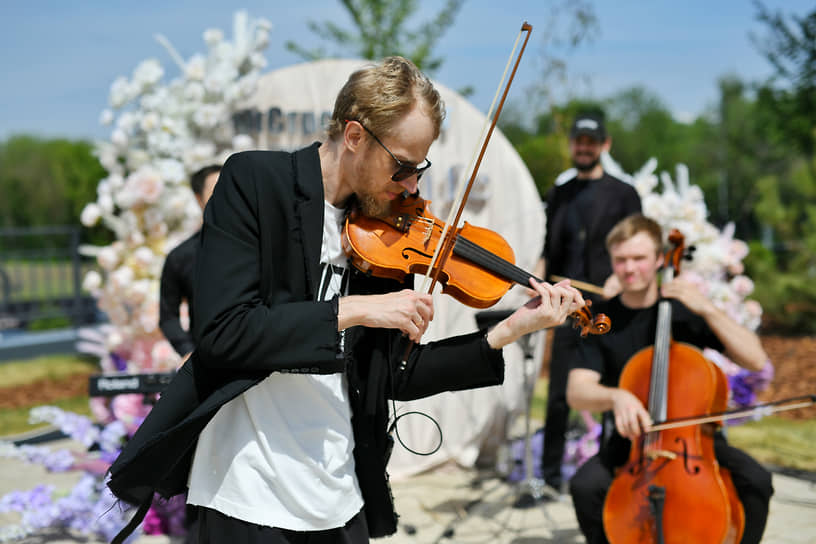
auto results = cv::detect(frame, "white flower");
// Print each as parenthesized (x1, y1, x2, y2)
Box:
(156, 159, 186, 185)
(109, 76, 133, 108)
(110, 266, 135, 291)
(80, 203, 102, 227)
(140, 111, 160, 132)
(132, 58, 164, 90)
(98, 193, 115, 214)
(97, 246, 119, 271)
(232, 134, 254, 151)
(132, 246, 155, 269)
(186, 54, 207, 81)
(184, 81, 206, 102)
(99, 109, 114, 126)
(203, 28, 224, 47)
(125, 167, 164, 205)
(82, 270, 103, 292)
(111, 128, 128, 148)
(193, 103, 226, 129)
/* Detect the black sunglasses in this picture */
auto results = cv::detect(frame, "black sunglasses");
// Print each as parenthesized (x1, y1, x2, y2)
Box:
(349, 120, 432, 182)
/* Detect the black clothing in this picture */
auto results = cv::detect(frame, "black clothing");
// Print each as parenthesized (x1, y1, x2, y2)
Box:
(108, 144, 506, 543)
(542, 172, 641, 288)
(194, 507, 369, 544)
(540, 172, 641, 487)
(159, 231, 200, 356)
(569, 295, 773, 544)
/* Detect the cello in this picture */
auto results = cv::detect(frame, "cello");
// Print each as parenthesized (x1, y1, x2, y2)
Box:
(602, 229, 745, 544)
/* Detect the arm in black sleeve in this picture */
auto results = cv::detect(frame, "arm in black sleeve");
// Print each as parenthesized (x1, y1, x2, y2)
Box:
(158, 249, 195, 357)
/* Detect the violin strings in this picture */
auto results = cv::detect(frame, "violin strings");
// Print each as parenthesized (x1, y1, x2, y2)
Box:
(453, 235, 533, 286)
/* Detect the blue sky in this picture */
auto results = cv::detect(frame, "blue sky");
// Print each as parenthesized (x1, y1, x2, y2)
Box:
(1, 1, 812, 141)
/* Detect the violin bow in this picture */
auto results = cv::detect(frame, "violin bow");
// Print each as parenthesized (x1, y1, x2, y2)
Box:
(648, 394, 816, 432)
(416, 22, 533, 299)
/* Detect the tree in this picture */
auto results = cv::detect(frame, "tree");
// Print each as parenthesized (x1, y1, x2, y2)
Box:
(285, 0, 463, 75)
(751, 1, 816, 172)
(0, 136, 106, 233)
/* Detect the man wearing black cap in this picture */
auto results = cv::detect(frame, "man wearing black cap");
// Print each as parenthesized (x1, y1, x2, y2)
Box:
(534, 111, 641, 494)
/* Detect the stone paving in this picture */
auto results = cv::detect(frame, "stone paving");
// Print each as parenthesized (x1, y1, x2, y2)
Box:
(1, 438, 815, 543)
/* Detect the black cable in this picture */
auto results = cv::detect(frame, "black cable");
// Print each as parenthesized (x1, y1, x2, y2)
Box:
(386, 334, 444, 457)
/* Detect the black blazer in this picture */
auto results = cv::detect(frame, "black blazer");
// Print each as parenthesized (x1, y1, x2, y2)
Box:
(108, 143, 505, 541)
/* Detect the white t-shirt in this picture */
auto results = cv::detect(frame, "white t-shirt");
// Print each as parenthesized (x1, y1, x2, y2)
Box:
(187, 200, 363, 530)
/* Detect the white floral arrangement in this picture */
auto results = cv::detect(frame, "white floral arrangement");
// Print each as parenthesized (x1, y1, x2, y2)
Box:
(0, 12, 270, 542)
(78, 10, 268, 379)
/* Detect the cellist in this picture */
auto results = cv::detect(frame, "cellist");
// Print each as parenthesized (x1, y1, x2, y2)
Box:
(566, 214, 773, 544)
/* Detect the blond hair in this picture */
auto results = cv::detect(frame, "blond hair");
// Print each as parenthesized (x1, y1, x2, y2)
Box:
(326, 56, 445, 141)
(606, 214, 663, 255)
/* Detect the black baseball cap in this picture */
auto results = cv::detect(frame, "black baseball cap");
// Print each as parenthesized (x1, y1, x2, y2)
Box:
(570, 113, 606, 141)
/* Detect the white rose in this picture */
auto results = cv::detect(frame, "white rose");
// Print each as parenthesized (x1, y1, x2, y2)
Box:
(132, 58, 164, 90)
(109, 76, 132, 108)
(82, 270, 103, 292)
(186, 54, 207, 81)
(203, 28, 224, 47)
(97, 246, 120, 271)
(80, 203, 102, 227)
(99, 109, 114, 126)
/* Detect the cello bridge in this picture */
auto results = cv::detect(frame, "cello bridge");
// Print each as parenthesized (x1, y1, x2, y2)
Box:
(646, 450, 677, 461)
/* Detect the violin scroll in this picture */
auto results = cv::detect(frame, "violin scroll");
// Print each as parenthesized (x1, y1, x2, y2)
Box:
(570, 300, 611, 337)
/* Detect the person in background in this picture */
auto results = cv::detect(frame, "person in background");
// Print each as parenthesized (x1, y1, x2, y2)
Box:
(567, 213, 773, 544)
(158, 164, 220, 358)
(534, 111, 641, 493)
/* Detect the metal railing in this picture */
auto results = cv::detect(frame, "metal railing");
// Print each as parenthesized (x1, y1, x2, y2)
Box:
(0, 226, 100, 332)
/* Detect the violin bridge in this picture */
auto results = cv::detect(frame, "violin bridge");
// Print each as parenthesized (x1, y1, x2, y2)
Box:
(416, 216, 434, 243)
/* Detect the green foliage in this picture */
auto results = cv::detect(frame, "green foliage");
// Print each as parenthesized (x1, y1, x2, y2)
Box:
(0, 135, 106, 235)
(752, 1, 816, 161)
(285, 0, 464, 74)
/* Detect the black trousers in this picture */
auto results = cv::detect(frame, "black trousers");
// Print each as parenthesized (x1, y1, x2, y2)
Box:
(569, 434, 774, 544)
(193, 506, 370, 544)
(541, 325, 578, 487)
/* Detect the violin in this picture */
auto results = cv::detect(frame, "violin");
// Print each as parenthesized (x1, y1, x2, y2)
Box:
(342, 192, 611, 337)
(602, 229, 744, 544)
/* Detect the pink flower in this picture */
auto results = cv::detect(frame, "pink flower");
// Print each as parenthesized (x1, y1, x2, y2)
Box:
(111, 394, 152, 435)
(730, 275, 755, 297)
(143, 507, 166, 535)
(89, 397, 114, 424)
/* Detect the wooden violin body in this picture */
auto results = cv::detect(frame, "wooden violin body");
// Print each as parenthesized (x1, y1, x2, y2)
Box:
(342, 194, 515, 308)
(603, 342, 744, 544)
(342, 193, 611, 335)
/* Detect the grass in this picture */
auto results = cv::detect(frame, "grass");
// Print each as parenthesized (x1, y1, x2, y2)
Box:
(0, 354, 97, 388)
(0, 354, 97, 437)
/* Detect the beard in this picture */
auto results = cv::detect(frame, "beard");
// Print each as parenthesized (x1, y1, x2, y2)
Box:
(573, 154, 600, 173)
(358, 191, 391, 219)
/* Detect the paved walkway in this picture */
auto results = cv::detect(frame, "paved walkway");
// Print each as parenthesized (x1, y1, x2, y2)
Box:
(1, 438, 815, 543)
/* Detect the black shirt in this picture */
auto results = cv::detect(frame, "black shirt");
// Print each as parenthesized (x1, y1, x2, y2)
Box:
(574, 296, 725, 465)
(159, 230, 200, 356)
(543, 172, 641, 289)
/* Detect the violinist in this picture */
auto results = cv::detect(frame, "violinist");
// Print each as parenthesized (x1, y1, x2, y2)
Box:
(566, 214, 773, 544)
(107, 56, 585, 544)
